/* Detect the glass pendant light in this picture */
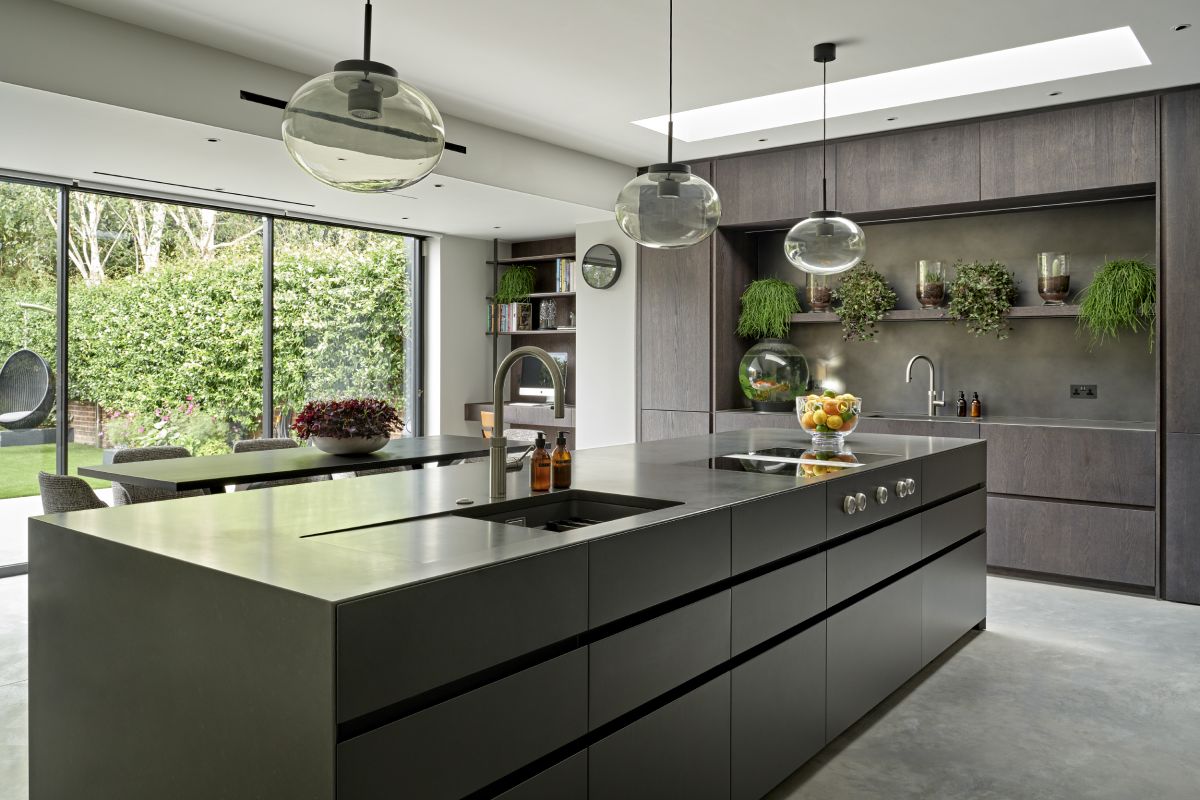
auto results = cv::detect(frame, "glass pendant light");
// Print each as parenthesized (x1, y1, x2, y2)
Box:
(784, 43, 865, 275)
(615, 0, 721, 249)
(283, 1, 445, 192)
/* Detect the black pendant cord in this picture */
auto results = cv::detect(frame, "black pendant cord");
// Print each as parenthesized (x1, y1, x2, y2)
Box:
(821, 58, 828, 211)
(666, 0, 674, 164)
(363, 1, 373, 63)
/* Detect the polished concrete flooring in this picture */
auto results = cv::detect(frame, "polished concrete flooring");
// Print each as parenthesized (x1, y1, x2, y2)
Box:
(0, 575, 1197, 799)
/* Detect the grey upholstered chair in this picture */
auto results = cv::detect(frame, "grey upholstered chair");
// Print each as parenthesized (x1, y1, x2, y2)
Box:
(353, 464, 412, 477)
(39, 471, 108, 513)
(232, 437, 328, 490)
(110, 445, 203, 505)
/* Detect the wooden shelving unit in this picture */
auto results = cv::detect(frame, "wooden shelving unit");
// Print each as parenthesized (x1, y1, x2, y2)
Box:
(486, 292, 576, 300)
(791, 304, 1081, 324)
(486, 328, 576, 336)
(488, 252, 576, 265)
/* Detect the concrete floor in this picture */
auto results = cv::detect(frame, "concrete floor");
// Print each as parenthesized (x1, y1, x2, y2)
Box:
(0, 575, 1197, 800)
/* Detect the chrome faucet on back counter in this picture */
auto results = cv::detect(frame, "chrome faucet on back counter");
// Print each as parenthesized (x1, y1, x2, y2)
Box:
(906, 354, 945, 417)
(490, 346, 565, 499)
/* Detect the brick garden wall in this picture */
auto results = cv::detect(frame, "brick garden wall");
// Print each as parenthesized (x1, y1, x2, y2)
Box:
(67, 401, 101, 446)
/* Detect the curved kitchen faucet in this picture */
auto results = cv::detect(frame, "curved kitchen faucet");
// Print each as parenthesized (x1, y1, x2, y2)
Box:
(906, 354, 946, 417)
(490, 346, 565, 499)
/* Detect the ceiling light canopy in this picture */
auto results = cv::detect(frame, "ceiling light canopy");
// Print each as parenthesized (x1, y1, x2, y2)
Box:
(615, 0, 720, 250)
(784, 43, 865, 276)
(634, 27, 1150, 143)
(283, 0, 445, 192)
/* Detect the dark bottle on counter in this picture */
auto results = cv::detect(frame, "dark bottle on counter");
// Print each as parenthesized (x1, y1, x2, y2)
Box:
(551, 431, 572, 489)
(530, 432, 551, 492)
(970, 392, 982, 418)
(956, 391, 967, 417)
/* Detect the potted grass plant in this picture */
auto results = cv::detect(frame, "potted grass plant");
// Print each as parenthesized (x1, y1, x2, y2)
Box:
(735, 278, 809, 412)
(1078, 258, 1156, 351)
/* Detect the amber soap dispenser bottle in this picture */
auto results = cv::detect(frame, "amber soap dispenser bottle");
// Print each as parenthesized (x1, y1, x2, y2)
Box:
(530, 432, 551, 492)
(551, 431, 572, 489)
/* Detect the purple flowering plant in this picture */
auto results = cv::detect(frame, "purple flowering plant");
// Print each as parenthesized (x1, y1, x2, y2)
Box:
(290, 398, 403, 440)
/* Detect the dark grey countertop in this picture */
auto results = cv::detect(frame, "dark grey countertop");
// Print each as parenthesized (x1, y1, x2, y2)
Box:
(714, 408, 1154, 432)
(34, 430, 982, 604)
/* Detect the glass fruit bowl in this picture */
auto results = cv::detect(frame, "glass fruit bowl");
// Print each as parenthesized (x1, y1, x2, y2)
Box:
(796, 391, 862, 447)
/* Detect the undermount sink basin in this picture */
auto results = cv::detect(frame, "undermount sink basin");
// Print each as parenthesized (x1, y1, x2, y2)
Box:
(451, 490, 682, 532)
(866, 412, 946, 419)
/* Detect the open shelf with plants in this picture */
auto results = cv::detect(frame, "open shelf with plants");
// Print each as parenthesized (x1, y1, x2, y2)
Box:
(791, 304, 1082, 324)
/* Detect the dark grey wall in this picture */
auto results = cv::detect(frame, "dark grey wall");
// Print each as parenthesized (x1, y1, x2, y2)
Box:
(754, 199, 1156, 421)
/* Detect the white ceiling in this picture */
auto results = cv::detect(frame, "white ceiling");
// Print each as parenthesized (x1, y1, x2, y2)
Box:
(0, 82, 609, 240)
(54, 0, 1200, 165)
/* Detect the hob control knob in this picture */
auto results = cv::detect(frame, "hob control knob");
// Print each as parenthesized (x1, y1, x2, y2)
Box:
(895, 480, 908, 498)
(842, 495, 858, 515)
(875, 486, 889, 505)
(855, 492, 868, 512)
(905, 477, 917, 495)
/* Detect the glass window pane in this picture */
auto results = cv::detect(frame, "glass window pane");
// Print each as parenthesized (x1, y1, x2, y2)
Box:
(272, 221, 417, 437)
(0, 180, 59, 569)
(67, 195, 264, 469)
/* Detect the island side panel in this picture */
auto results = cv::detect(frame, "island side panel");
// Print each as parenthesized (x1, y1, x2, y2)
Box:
(29, 518, 336, 800)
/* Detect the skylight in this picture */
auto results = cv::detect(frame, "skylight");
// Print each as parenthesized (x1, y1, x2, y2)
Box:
(633, 27, 1150, 142)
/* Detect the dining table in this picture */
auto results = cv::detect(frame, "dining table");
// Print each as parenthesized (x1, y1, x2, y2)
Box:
(77, 434, 518, 495)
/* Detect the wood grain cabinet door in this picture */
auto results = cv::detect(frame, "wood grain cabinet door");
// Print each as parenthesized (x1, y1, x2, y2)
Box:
(980, 97, 1156, 199)
(835, 124, 980, 213)
(714, 146, 827, 225)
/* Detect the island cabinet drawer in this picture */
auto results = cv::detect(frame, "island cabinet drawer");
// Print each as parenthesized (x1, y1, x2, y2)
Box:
(335, 544, 587, 722)
(336, 648, 587, 800)
(826, 464, 922, 539)
(827, 515, 922, 607)
(731, 622, 826, 800)
(495, 752, 587, 800)
(826, 571, 923, 742)
(922, 442, 986, 504)
(732, 553, 825, 655)
(923, 535, 987, 666)
(731, 486, 826, 574)
(588, 509, 730, 627)
(589, 673, 730, 800)
(922, 488, 986, 556)
(589, 590, 731, 729)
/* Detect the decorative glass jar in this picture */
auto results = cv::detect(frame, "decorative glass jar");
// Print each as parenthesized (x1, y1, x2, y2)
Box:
(1037, 252, 1071, 305)
(916, 260, 946, 308)
(738, 339, 810, 412)
(806, 273, 833, 312)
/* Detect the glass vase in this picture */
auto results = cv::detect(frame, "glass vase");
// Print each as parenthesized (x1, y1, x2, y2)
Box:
(916, 260, 946, 308)
(1037, 252, 1070, 305)
(805, 273, 833, 312)
(538, 299, 557, 330)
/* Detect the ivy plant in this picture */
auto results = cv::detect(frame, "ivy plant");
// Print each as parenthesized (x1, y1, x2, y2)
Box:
(833, 263, 897, 342)
(494, 265, 536, 304)
(947, 260, 1019, 339)
(1078, 259, 1156, 351)
(735, 278, 801, 340)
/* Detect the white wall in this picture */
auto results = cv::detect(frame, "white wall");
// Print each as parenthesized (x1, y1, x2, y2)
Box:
(574, 220, 638, 449)
(425, 235, 494, 436)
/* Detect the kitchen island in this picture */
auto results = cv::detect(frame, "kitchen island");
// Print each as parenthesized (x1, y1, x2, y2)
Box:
(29, 430, 986, 800)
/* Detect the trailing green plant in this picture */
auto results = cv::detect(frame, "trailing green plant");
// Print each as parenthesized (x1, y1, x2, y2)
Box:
(947, 260, 1019, 339)
(494, 265, 536, 304)
(735, 278, 801, 339)
(832, 263, 897, 342)
(1077, 258, 1156, 351)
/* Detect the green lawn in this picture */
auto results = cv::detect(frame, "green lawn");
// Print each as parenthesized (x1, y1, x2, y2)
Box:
(0, 443, 111, 499)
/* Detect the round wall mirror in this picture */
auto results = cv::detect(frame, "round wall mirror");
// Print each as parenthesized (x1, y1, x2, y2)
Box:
(581, 244, 622, 290)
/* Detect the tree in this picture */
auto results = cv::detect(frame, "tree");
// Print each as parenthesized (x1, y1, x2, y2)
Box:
(42, 193, 128, 285)
(128, 200, 168, 272)
(169, 207, 261, 261)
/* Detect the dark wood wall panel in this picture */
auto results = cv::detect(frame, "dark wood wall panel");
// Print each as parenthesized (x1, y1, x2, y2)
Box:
(980, 424, 1155, 507)
(713, 229, 758, 412)
(713, 145, 828, 226)
(640, 410, 710, 442)
(979, 97, 1156, 198)
(638, 161, 713, 413)
(836, 123, 980, 212)
(1162, 89, 1200, 435)
(987, 495, 1155, 588)
(510, 236, 576, 258)
(1164, 433, 1200, 604)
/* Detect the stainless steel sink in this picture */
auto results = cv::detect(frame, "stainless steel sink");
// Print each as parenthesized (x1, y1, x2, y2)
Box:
(451, 490, 681, 531)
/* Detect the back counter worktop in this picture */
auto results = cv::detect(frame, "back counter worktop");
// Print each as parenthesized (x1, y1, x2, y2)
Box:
(30, 430, 987, 800)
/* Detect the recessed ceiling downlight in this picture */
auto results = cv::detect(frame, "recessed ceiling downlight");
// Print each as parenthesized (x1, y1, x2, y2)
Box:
(633, 27, 1150, 142)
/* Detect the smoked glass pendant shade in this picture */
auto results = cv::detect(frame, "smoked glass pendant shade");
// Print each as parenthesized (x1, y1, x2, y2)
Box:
(615, 163, 721, 249)
(784, 211, 866, 275)
(283, 60, 445, 192)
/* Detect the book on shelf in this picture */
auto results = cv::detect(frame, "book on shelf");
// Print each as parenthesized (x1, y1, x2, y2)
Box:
(486, 302, 534, 333)
(554, 258, 576, 293)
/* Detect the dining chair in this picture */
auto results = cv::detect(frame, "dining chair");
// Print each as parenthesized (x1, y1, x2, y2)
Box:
(480, 410, 495, 439)
(111, 445, 203, 505)
(232, 437, 329, 490)
(38, 471, 108, 513)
